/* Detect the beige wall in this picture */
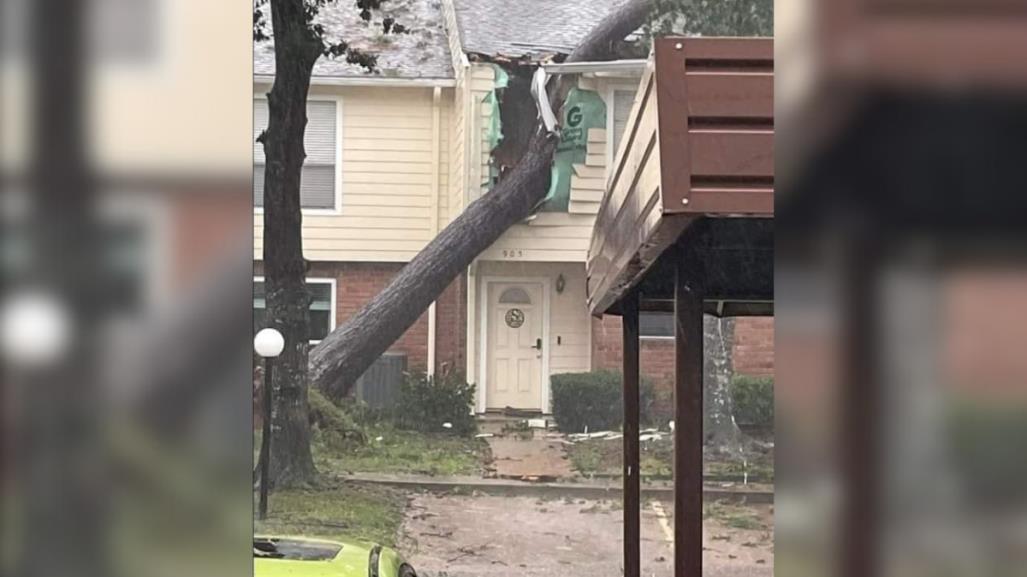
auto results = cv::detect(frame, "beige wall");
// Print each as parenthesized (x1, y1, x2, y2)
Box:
(254, 84, 453, 262)
(92, 0, 252, 177)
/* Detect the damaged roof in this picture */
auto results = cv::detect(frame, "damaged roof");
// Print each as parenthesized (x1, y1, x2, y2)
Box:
(452, 0, 631, 60)
(254, 0, 453, 80)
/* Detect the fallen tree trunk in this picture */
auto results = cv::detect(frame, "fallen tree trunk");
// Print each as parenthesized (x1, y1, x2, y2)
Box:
(310, 0, 655, 398)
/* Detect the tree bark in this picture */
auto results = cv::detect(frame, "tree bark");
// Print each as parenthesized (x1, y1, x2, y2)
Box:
(261, 0, 324, 487)
(310, 0, 656, 398)
(703, 315, 743, 453)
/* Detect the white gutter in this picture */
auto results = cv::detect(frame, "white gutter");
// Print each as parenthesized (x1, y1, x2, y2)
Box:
(254, 74, 456, 88)
(541, 59, 647, 76)
(427, 87, 443, 377)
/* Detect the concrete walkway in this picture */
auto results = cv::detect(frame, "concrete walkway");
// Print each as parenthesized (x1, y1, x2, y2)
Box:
(485, 436, 574, 481)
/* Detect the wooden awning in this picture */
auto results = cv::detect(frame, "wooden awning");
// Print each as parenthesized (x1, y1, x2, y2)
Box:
(586, 37, 774, 316)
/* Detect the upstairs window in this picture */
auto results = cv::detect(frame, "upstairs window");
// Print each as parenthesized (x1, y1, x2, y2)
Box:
(253, 99, 339, 211)
(253, 279, 335, 342)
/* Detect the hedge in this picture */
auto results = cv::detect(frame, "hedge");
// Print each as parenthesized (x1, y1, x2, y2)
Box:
(730, 375, 774, 430)
(394, 371, 477, 437)
(550, 371, 659, 433)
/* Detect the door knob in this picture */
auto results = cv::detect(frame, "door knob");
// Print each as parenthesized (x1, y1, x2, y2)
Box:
(533, 338, 543, 350)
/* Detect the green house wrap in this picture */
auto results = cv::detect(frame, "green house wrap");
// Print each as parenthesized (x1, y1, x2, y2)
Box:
(482, 64, 510, 191)
(541, 87, 606, 212)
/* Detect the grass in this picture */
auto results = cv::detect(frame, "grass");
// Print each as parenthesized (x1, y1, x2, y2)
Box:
(569, 438, 673, 478)
(313, 425, 489, 477)
(704, 500, 767, 531)
(566, 437, 774, 482)
(255, 481, 406, 547)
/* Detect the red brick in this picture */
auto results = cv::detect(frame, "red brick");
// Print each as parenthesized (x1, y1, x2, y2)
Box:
(255, 261, 466, 374)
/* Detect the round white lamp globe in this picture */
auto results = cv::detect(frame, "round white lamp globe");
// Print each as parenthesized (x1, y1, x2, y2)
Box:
(254, 328, 285, 358)
(0, 291, 72, 368)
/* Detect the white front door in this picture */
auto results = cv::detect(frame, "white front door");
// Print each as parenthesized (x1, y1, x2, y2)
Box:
(486, 282, 544, 410)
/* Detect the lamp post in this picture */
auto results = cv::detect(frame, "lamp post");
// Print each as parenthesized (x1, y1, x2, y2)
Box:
(254, 327, 284, 521)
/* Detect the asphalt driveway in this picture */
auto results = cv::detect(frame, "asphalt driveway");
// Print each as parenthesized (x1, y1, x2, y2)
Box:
(399, 493, 773, 577)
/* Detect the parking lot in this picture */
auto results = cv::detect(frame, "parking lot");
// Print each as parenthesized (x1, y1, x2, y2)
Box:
(400, 493, 773, 577)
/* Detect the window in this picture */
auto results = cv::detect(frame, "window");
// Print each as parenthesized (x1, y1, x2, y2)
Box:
(253, 279, 335, 342)
(499, 287, 532, 305)
(640, 312, 674, 339)
(610, 89, 637, 157)
(253, 99, 338, 211)
(90, 0, 160, 64)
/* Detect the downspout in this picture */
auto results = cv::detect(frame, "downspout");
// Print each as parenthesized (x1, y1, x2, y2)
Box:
(460, 62, 479, 409)
(427, 86, 442, 377)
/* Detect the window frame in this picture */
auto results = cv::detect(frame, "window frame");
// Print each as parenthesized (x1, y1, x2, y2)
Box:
(253, 276, 337, 344)
(253, 93, 344, 216)
(605, 84, 639, 170)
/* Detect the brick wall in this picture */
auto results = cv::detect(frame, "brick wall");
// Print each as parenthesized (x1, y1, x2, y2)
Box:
(734, 317, 775, 377)
(433, 273, 467, 377)
(591, 316, 678, 398)
(591, 315, 775, 396)
(255, 261, 466, 374)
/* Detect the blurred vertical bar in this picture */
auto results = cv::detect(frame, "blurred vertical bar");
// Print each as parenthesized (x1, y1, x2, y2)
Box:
(2, 0, 253, 576)
(840, 233, 880, 577)
(20, 1, 106, 576)
(778, 1, 1027, 576)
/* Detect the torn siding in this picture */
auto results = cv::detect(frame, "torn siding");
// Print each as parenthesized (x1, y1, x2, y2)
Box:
(479, 76, 636, 262)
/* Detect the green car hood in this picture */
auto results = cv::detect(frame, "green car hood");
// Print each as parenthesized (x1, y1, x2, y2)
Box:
(254, 536, 404, 577)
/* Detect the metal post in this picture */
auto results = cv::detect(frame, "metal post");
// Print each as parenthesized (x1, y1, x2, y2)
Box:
(259, 357, 273, 520)
(622, 291, 641, 577)
(674, 259, 703, 577)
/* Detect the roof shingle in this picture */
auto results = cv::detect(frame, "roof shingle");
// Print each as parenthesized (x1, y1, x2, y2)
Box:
(452, 0, 630, 60)
(254, 0, 453, 80)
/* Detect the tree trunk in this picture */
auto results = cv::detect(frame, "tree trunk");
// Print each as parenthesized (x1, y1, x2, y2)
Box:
(310, 0, 656, 398)
(703, 315, 743, 453)
(261, 0, 324, 487)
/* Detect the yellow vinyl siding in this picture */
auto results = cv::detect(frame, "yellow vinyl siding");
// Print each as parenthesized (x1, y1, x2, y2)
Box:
(254, 84, 451, 262)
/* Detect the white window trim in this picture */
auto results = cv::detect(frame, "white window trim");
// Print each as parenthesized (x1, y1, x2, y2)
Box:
(253, 275, 337, 344)
(605, 84, 639, 170)
(254, 94, 344, 216)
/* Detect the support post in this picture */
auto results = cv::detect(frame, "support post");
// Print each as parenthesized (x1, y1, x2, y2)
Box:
(622, 291, 641, 577)
(675, 258, 704, 577)
(841, 235, 880, 577)
(259, 358, 273, 520)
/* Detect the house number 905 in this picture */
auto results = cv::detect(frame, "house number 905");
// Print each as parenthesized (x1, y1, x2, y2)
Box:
(501, 249, 524, 259)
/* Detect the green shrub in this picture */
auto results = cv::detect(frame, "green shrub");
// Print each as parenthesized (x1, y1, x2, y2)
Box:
(730, 375, 774, 429)
(551, 371, 658, 433)
(394, 372, 477, 437)
(947, 401, 1027, 506)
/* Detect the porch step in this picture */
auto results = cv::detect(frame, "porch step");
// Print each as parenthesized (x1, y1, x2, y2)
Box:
(477, 412, 552, 436)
